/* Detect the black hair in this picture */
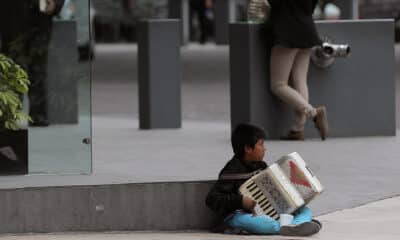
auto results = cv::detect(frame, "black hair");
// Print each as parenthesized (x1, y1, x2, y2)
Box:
(231, 123, 267, 158)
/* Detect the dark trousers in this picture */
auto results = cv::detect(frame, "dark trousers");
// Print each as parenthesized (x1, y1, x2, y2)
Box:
(190, 0, 213, 43)
(1, 28, 50, 121)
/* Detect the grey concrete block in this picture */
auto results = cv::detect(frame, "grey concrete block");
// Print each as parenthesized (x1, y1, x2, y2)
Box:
(0, 182, 218, 233)
(168, 0, 189, 45)
(47, 20, 79, 124)
(138, 19, 182, 129)
(214, 0, 236, 45)
(230, 20, 396, 138)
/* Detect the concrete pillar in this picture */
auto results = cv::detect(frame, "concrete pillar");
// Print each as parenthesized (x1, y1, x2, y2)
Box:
(168, 0, 190, 44)
(47, 20, 79, 124)
(138, 19, 182, 129)
(230, 20, 395, 138)
(214, 0, 236, 45)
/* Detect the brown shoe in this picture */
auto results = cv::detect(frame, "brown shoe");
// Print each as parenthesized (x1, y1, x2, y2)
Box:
(280, 130, 305, 141)
(313, 106, 329, 140)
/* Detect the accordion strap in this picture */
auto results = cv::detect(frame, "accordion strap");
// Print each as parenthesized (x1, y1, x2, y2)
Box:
(219, 170, 261, 180)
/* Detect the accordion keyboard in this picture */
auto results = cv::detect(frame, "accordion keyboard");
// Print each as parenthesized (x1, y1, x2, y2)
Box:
(242, 180, 280, 220)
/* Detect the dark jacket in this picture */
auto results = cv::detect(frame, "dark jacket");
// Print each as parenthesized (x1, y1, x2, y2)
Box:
(0, 0, 65, 38)
(269, 0, 322, 48)
(205, 156, 268, 217)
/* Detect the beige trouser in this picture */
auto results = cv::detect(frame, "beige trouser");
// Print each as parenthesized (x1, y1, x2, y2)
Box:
(270, 46, 317, 131)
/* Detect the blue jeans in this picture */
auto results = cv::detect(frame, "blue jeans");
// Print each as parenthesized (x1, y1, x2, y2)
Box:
(225, 207, 312, 235)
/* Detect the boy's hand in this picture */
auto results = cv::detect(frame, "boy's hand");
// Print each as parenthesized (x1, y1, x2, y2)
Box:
(242, 196, 256, 212)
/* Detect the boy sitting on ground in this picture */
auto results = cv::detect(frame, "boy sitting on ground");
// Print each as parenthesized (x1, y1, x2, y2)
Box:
(205, 123, 321, 236)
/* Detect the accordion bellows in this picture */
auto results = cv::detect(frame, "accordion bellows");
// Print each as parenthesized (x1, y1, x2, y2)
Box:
(239, 152, 324, 220)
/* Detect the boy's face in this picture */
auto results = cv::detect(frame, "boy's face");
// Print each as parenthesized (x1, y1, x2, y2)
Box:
(244, 139, 266, 162)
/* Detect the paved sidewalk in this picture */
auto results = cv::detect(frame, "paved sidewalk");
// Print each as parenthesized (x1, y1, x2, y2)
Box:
(0, 196, 399, 240)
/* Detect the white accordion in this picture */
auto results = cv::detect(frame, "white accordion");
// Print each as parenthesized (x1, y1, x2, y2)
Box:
(239, 152, 324, 220)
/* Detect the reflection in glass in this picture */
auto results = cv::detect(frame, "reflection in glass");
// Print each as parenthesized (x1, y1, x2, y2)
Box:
(0, 0, 91, 174)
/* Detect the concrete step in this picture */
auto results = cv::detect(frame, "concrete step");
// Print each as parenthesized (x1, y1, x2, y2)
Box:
(1, 121, 400, 233)
(0, 196, 399, 239)
(0, 181, 216, 234)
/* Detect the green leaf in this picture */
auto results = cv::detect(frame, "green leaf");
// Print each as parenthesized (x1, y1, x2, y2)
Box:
(0, 54, 30, 130)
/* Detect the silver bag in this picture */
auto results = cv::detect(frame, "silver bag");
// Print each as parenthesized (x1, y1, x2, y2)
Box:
(247, 0, 271, 22)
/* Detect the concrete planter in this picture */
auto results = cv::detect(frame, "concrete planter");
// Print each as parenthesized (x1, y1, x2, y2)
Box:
(0, 129, 28, 175)
(230, 20, 396, 138)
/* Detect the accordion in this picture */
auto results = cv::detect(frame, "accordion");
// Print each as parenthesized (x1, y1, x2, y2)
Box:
(239, 152, 324, 220)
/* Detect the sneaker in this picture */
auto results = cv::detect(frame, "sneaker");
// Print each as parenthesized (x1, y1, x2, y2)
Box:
(313, 106, 328, 140)
(280, 221, 321, 236)
(280, 130, 305, 141)
(312, 219, 323, 229)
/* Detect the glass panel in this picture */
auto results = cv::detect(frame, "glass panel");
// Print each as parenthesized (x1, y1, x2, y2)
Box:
(0, 0, 92, 174)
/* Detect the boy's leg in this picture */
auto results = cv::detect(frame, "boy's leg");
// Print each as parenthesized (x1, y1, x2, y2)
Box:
(226, 212, 280, 235)
(280, 207, 320, 236)
(292, 207, 313, 225)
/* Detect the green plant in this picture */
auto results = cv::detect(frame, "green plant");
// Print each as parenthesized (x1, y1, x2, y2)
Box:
(0, 54, 31, 130)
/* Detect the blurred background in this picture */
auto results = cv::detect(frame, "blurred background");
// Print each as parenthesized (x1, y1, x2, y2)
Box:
(58, 0, 400, 62)
(87, 0, 399, 45)
(1, 0, 399, 176)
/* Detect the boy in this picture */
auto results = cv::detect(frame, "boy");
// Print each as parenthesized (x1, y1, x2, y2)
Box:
(205, 123, 321, 236)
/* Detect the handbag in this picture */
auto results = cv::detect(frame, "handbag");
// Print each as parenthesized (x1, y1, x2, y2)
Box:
(247, 0, 271, 23)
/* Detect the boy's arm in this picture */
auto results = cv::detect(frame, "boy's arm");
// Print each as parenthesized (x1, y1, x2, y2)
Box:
(205, 180, 243, 216)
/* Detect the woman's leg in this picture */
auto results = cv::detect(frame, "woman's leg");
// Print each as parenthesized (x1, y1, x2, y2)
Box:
(270, 46, 315, 119)
(226, 212, 280, 235)
(289, 48, 316, 131)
